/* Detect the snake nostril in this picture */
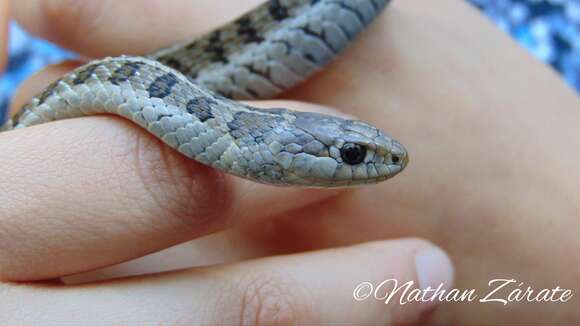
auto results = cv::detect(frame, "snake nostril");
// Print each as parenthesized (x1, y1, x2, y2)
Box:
(391, 154, 400, 164)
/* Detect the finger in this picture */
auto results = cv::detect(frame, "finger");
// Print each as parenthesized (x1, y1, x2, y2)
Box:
(1, 240, 454, 325)
(12, 0, 263, 57)
(0, 0, 9, 71)
(0, 68, 347, 282)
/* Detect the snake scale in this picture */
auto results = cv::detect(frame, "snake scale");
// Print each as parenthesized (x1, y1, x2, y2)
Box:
(1, 0, 408, 187)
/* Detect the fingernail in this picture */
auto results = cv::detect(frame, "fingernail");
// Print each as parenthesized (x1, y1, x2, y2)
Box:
(415, 246, 454, 310)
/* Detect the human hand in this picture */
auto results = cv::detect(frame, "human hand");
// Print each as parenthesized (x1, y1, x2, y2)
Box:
(0, 0, 455, 325)
(5, 0, 580, 324)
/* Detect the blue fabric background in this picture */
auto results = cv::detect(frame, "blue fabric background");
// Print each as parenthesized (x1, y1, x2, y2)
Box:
(1, 1, 579, 123)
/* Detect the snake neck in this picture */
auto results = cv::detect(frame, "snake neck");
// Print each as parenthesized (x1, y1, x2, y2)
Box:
(3, 56, 299, 184)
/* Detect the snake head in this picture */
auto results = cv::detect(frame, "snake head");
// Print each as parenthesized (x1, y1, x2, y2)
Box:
(332, 120, 409, 186)
(277, 111, 409, 187)
(223, 109, 407, 187)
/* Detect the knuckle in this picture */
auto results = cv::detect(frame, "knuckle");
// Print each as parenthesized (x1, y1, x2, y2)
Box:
(42, 0, 109, 43)
(214, 270, 315, 326)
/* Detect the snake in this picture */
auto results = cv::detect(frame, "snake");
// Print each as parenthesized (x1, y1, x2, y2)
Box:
(1, 0, 408, 187)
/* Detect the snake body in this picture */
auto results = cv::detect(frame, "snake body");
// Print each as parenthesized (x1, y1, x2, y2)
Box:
(1, 0, 408, 187)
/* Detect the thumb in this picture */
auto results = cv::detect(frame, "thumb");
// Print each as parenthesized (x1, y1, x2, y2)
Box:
(0, 239, 455, 325)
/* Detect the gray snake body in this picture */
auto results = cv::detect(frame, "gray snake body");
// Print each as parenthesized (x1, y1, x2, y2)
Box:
(1, 0, 408, 187)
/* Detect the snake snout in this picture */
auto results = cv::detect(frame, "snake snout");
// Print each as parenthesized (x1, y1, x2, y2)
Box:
(368, 136, 409, 183)
(390, 140, 409, 170)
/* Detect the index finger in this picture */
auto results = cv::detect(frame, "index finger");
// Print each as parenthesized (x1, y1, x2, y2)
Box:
(0, 98, 343, 282)
(12, 0, 262, 57)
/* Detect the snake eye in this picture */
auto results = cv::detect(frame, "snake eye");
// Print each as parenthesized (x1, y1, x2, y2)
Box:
(341, 143, 367, 165)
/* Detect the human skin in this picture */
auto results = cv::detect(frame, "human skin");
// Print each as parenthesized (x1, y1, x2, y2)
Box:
(3, 0, 580, 325)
